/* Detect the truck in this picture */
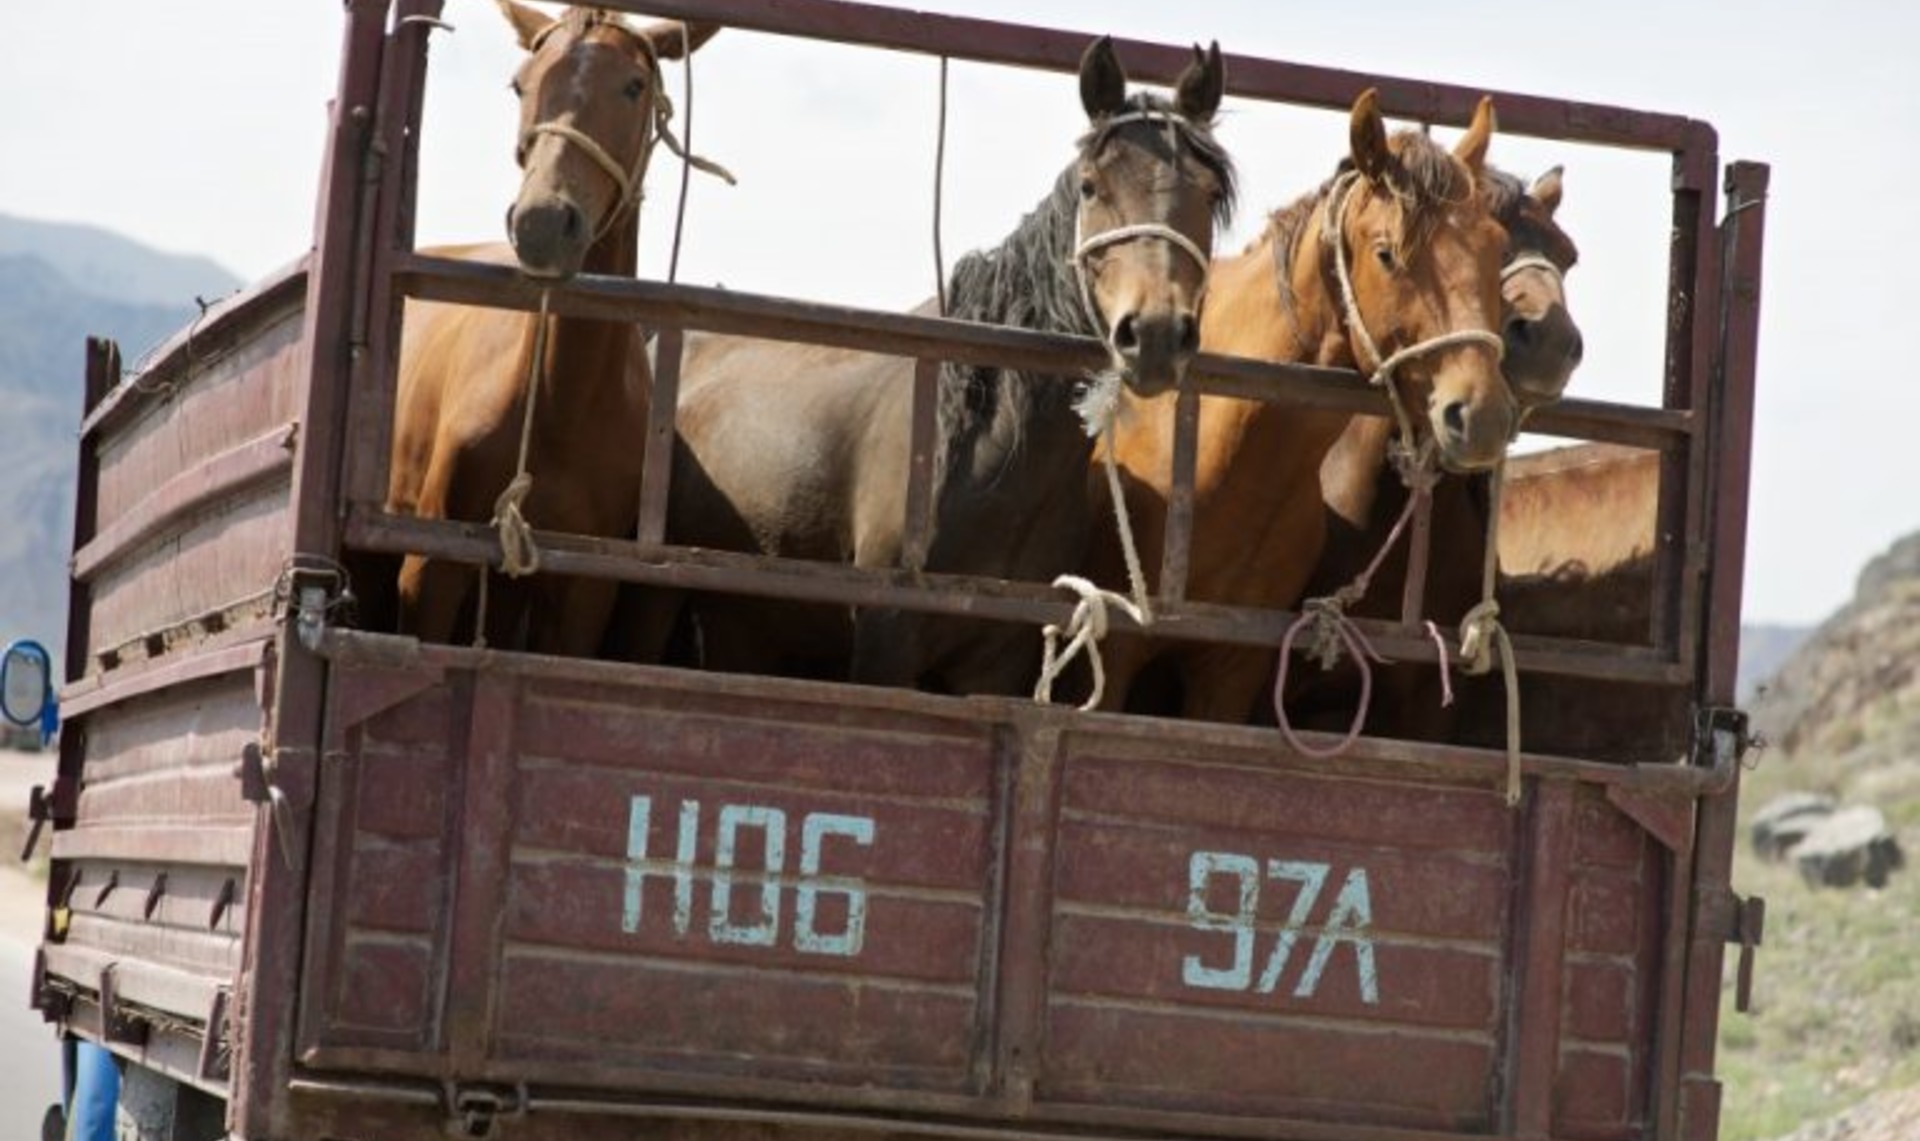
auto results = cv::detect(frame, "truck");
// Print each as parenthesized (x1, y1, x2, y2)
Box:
(28, 1, 1769, 1139)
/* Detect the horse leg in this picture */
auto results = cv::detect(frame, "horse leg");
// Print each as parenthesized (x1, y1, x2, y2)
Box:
(397, 553, 475, 646)
(1177, 644, 1279, 725)
(527, 573, 620, 659)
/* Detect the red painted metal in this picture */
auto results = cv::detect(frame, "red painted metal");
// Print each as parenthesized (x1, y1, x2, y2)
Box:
(34, 3, 1766, 1140)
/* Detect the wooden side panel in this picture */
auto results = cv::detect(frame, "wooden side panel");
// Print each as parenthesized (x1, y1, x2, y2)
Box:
(1034, 746, 1514, 1132)
(301, 650, 1003, 1098)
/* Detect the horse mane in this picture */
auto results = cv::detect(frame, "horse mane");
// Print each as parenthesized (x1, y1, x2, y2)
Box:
(934, 91, 1237, 484)
(1255, 127, 1478, 315)
(1481, 165, 1580, 269)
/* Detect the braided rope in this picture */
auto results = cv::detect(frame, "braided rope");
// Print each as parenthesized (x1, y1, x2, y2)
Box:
(1456, 455, 1524, 806)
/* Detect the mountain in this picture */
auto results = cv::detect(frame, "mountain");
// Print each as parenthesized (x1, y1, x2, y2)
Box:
(0, 217, 243, 665)
(0, 213, 240, 311)
(1740, 622, 1814, 705)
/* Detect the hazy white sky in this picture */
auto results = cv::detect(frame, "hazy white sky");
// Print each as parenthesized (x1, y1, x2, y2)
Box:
(4, 1, 1916, 625)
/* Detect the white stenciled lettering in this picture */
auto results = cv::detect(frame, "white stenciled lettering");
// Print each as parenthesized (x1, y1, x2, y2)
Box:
(623, 795, 875, 958)
(1181, 853, 1379, 1004)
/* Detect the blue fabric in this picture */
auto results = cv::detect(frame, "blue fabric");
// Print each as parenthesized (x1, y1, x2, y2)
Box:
(65, 1040, 118, 1141)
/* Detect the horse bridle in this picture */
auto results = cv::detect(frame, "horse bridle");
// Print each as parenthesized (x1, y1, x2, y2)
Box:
(1321, 169, 1508, 466)
(1070, 109, 1215, 340)
(517, 18, 671, 241)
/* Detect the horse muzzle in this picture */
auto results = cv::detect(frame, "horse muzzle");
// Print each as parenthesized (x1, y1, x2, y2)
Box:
(1112, 310, 1200, 398)
(1430, 390, 1516, 473)
(508, 197, 591, 281)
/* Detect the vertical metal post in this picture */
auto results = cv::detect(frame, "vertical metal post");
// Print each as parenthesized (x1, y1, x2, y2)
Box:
(1156, 383, 1200, 604)
(903, 357, 941, 572)
(636, 328, 686, 548)
(231, 4, 392, 1138)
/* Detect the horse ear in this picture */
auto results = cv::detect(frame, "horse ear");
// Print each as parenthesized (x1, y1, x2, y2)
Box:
(1529, 165, 1564, 216)
(1080, 36, 1128, 119)
(643, 20, 721, 61)
(1453, 95, 1496, 177)
(1348, 88, 1394, 184)
(495, 0, 552, 51)
(1174, 41, 1226, 122)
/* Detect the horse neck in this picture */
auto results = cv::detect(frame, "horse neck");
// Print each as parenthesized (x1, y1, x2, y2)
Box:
(1183, 215, 1353, 499)
(537, 204, 644, 415)
(933, 174, 1097, 510)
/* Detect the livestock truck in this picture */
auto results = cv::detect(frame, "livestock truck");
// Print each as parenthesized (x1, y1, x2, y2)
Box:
(26, 1, 1768, 1139)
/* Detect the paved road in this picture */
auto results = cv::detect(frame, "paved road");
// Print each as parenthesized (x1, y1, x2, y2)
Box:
(0, 752, 65, 1133)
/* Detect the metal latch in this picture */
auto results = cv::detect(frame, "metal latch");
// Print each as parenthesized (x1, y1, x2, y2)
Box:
(1730, 894, 1765, 1013)
(1691, 706, 1755, 773)
(235, 743, 297, 868)
(445, 1083, 527, 1139)
(274, 555, 357, 654)
(21, 777, 76, 861)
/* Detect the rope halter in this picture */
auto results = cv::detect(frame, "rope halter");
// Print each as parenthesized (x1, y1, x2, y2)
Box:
(1321, 170, 1506, 455)
(518, 21, 736, 245)
(1070, 109, 1215, 340)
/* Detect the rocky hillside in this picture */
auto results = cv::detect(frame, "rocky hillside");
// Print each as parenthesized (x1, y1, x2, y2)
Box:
(1718, 531, 1920, 1141)
(0, 216, 241, 663)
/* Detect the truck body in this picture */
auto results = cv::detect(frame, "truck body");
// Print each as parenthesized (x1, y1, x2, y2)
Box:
(30, 2, 1769, 1139)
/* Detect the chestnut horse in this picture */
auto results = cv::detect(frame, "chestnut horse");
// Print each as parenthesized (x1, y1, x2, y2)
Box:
(388, 4, 717, 653)
(617, 39, 1234, 694)
(1084, 92, 1511, 721)
(1284, 166, 1582, 740)
(1453, 442, 1688, 764)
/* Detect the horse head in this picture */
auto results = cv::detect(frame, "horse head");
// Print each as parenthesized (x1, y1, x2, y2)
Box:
(496, 2, 719, 279)
(1491, 166, 1582, 412)
(1073, 37, 1235, 398)
(1331, 91, 1512, 471)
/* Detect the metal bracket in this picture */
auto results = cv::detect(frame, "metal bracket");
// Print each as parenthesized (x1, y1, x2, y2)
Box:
(1690, 706, 1755, 788)
(444, 1083, 527, 1139)
(20, 776, 76, 861)
(98, 964, 150, 1046)
(235, 742, 299, 869)
(1695, 884, 1766, 1014)
(197, 988, 233, 1083)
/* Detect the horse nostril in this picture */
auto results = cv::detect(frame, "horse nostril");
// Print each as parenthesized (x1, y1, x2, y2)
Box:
(1176, 314, 1200, 355)
(1113, 314, 1140, 354)
(1504, 314, 1535, 349)
(561, 204, 584, 240)
(1441, 401, 1468, 441)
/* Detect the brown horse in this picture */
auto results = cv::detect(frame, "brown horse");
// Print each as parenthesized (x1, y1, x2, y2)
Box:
(388, 4, 717, 653)
(617, 39, 1234, 694)
(1284, 166, 1582, 741)
(1084, 92, 1511, 721)
(1453, 442, 1686, 764)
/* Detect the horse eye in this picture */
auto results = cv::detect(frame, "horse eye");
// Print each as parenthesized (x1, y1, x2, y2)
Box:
(623, 77, 647, 101)
(509, 80, 523, 97)
(1080, 178, 1097, 200)
(1373, 243, 1396, 271)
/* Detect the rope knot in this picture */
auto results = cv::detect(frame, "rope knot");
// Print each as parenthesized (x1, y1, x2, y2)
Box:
(1034, 575, 1148, 711)
(1300, 596, 1354, 671)
(1457, 598, 1504, 677)
(490, 472, 541, 578)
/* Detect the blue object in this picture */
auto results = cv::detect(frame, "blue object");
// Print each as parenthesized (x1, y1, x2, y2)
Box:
(0, 638, 56, 744)
(65, 1039, 119, 1141)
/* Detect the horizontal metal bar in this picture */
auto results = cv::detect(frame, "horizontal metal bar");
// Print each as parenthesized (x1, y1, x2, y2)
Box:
(60, 638, 270, 719)
(592, 0, 1704, 150)
(398, 255, 1692, 446)
(52, 824, 256, 868)
(347, 507, 1686, 687)
(72, 423, 297, 582)
(42, 944, 229, 1026)
(81, 258, 309, 443)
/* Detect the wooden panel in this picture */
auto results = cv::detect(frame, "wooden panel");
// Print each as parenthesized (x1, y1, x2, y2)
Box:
(1038, 749, 1514, 1127)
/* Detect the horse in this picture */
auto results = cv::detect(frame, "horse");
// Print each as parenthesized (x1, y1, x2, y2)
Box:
(1281, 165, 1583, 741)
(1082, 91, 1511, 722)
(1452, 442, 1689, 764)
(386, 4, 717, 654)
(614, 37, 1234, 695)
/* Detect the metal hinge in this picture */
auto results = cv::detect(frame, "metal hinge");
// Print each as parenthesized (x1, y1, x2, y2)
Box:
(274, 555, 357, 654)
(444, 1083, 527, 1139)
(235, 742, 298, 868)
(21, 777, 77, 861)
(1698, 885, 1766, 1013)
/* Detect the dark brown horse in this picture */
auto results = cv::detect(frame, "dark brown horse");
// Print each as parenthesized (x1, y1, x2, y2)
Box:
(1084, 93, 1511, 722)
(1284, 166, 1582, 740)
(388, 5, 717, 653)
(617, 39, 1234, 694)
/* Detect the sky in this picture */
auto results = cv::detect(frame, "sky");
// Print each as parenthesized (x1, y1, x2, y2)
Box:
(3, 0, 1916, 625)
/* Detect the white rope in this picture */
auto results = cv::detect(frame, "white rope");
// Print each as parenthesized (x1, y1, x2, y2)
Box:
(1455, 456, 1523, 806)
(1068, 110, 1214, 337)
(1501, 253, 1563, 285)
